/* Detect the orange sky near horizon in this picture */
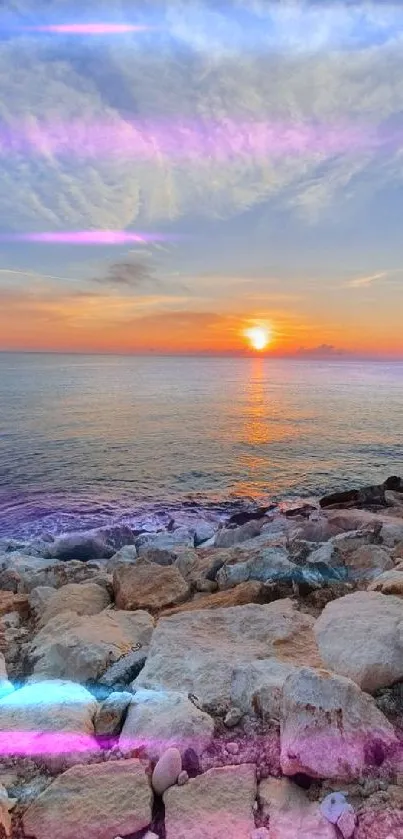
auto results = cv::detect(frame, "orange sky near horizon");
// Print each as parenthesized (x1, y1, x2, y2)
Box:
(1, 283, 403, 358)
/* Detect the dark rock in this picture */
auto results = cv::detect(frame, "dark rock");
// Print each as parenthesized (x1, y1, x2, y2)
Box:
(100, 649, 148, 688)
(320, 477, 403, 510)
(49, 525, 135, 562)
(205, 558, 225, 582)
(227, 506, 275, 526)
(182, 747, 200, 778)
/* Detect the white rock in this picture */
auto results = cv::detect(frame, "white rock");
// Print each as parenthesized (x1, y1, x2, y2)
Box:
(152, 747, 182, 795)
(164, 764, 256, 839)
(120, 688, 214, 760)
(135, 600, 321, 707)
(280, 667, 397, 780)
(314, 591, 403, 692)
(258, 777, 336, 839)
(231, 659, 298, 721)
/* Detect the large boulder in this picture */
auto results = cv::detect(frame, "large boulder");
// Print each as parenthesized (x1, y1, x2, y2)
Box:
(113, 563, 190, 612)
(0, 553, 111, 593)
(280, 667, 397, 780)
(342, 545, 394, 583)
(164, 764, 256, 839)
(28, 609, 154, 681)
(22, 759, 153, 839)
(314, 591, 403, 692)
(259, 777, 336, 838)
(368, 569, 403, 596)
(38, 582, 111, 626)
(48, 525, 135, 562)
(120, 688, 214, 760)
(135, 600, 321, 708)
(0, 680, 98, 758)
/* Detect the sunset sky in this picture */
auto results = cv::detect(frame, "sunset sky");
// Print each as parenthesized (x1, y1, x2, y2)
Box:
(1, 0, 403, 357)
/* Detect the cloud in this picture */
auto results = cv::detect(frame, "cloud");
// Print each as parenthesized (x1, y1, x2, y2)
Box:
(91, 259, 158, 290)
(295, 343, 347, 357)
(1, 0, 403, 232)
(345, 271, 388, 288)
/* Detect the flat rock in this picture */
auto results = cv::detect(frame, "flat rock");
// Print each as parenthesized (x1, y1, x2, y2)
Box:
(135, 600, 321, 708)
(314, 591, 403, 692)
(120, 688, 214, 760)
(23, 759, 152, 839)
(259, 777, 336, 838)
(160, 582, 264, 616)
(0, 680, 98, 759)
(230, 659, 298, 721)
(28, 609, 154, 681)
(113, 564, 190, 612)
(280, 667, 397, 780)
(164, 764, 256, 839)
(38, 582, 111, 626)
(368, 570, 403, 596)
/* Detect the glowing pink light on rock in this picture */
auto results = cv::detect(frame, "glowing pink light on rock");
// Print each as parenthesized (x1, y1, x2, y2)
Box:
(27, 23, 151, 35)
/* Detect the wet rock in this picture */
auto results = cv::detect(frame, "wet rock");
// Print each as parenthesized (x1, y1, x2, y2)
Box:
(164, 764, 256, 839)
(135, 600, 321, 707)
(152, 747, 182, 795)
(160, 582, 265, 617)
(194, 521, 216, 547)
(94, 691, 132, 737)
(23, 759, 153, 839)
(49, 525, 135, 562)
(319, 479, 400, 510)
(100, 648, 148, 688)
(28, 609, 154, 681)
(314, 591, 403, 692)
(214, 520, 264, 548)
(231, 659, 298, 721)
(259, 777, 336, 838)
(227, 506, 273, 526)
(38, 582, 111, 626)
(113, 563, 190, 612)
(216, 548, 297, 589)
(280, 667, 397, 780)
(120, 688, 214, 760)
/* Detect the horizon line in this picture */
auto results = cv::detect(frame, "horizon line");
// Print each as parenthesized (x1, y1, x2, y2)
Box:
(1, 349, 403, 362)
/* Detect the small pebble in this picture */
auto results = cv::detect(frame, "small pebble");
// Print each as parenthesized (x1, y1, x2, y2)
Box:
(177, 770, 189, 786)
(224, 706, 243, 728)
(152, 747, 182, 795)
(226, 742, 239, 755)
(337, 807, 356, 839)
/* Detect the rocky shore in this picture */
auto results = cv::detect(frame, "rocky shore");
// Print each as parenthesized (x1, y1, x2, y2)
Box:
(0, 476, 402, 838)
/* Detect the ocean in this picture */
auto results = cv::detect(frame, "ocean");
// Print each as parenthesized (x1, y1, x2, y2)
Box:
(0, 353, 402, 538)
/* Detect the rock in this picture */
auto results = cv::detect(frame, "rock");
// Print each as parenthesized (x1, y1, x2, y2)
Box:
(177, 770, 189, 786)
(49, 525, 135, 562)
(0, 553, 112, 593)
(38, 582, 111, 626)
(113, 564, 190, 612)
(337, 807, 356, 838)
(314, 591, 403, 692)
(28, 609, 154, 681)
(224, 706, 243, 728)
(94, 691, 132, 737)
(259, 777, 336, 838)
(380, 520, 403, 548)
(343, 545, 394, 583)
(368, 570, 403, 596)
(152, 747, 182, 795)
(137, 546, 176, 565)
(100, 648, 148, 688)
(214, 520, 264, 548)
(28, 586, 55, 620)
(136, 529, 194, 553)
(194, 522, 216, 547)
(280, 667, 397, 780)
(0, 784, 13, 837)
(106, 544, 138, 570)
(0, 654, 13, 701)
(0, 591, 30, 618)
(23, 759, 152, 839)
(120, 688, 214, 760)
(160, 582, 265, 616)
(0, 680, 99, 762)
(216, 548, 297, 589)
(319, 480, 398, 510)
(164, 764, 256, 839)
(231, 659, 298, 721)
(250, 829, 270, 839)
(135, 600, 321, 708)
(320, 792, 351, 824)
(228, 506, 273, 526)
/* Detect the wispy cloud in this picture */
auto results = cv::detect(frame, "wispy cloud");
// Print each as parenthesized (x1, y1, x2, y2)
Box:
(345, 271, 388, 289)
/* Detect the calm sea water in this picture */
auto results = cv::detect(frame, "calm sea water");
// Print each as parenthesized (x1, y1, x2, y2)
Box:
(0, 353, 402, 538)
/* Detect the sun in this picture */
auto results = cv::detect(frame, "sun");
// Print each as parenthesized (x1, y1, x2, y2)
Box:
(244, 326, 271, 352)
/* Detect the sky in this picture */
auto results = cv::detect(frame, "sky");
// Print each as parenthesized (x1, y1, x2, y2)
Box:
(0, 0, 403, 357)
